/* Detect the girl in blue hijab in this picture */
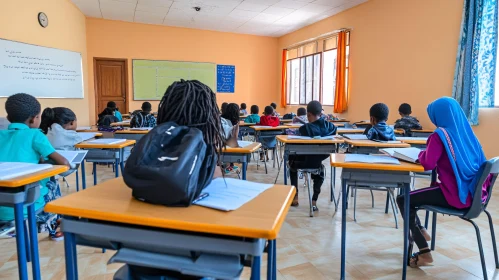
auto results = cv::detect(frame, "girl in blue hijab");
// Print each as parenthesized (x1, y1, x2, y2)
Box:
(396, 97, 489, 268)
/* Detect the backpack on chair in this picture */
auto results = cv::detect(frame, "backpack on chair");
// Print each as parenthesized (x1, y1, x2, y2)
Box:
(130, 110, 145, 128)
(123, 122, 217, 206)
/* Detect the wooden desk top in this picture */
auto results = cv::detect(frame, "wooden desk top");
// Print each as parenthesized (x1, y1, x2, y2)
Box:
(76, 129, 100, 132)
(394, 129, 405, 135)
(223, 142, 262, 153)
(280, 119, 293, 123)
(75, 139, 136, 149)
(94, 133, 103, 137)
(250, 125, 288, 131)
(283, 123, 303, 128)
(239, 122, 256, 127)
(276, 135, 343, 144)
(330, 153, 424, 172)
(398, 137, 428, 145)
(45, 178, 295, 239)
(115, 130, 150, 134)
(345, 139, 411, 148)
(111, 122, 131, 127)
(411, 129, 434, 133)
(336, 128, 365, 134)
(0, 165, 69, 188)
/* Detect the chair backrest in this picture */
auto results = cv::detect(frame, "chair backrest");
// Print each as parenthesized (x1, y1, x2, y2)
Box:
(464, 157, 499, 219)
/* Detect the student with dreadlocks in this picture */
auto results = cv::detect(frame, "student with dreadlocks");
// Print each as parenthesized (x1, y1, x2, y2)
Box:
(0, 93, 70, 240)
(157, 80, 226, 180)
(221, 103, 241, 174)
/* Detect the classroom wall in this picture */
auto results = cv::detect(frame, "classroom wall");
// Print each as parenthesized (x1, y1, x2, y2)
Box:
(86, 18, 278, 124)
(278, 0, 499, 158)
(0, 0, 89, 125)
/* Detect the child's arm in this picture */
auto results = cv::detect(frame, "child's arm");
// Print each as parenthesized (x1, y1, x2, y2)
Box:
(225, 124, 240, 148)
(418, 134, 442, 171)
(47, 151, 70, 167)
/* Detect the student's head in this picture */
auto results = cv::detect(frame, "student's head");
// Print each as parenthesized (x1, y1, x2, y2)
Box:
(141, 102, 152, 114)
(157, 79, 223, 151)
(306, 101, 322, 122)
(221, 102, 228, 114)
(5, 93, 41, 128)
(40, 107, 77, 133)
(297, 107, 307, 116)
(399, 103, 412, 117)
(264, 106, 274, 116)
(107, 101, 117, 111)
(240, 103, 247, 110)
(427, 97, 466, 128)
(100, 107, 115, 116)
(270, 102, 277, 110)
(369, 103, 389, 125)
(222, 103, 240, 125)
(250, 105, 259, 115)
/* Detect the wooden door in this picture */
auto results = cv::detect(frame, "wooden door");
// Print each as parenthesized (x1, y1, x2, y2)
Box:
(94, 58, 128, 120)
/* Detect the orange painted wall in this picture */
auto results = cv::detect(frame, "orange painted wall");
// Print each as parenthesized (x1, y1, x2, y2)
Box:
(0, 0, 89, 125)
(278, 0, 499, 158)
(86, 18, 278, 124)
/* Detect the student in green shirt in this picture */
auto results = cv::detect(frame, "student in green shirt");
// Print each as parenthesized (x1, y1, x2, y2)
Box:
(0, 93, 69, 240)
(244, 105, 260, 123)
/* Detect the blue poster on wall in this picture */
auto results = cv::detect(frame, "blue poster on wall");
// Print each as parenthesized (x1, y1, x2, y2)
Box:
(217, 65, 235, 93)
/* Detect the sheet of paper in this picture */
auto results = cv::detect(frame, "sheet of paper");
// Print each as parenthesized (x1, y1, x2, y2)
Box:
(343, 134, 368, 140)
(337, 128, 365, 132)
(76, 126, 91, 131)
(236, 140, 253, 147)
(88, 139, 126, 145)
(194, 178, 273, 211)
(77, 132, 97, 142)
(395, 147, 422, 161)
(344, 154, 400, 165)
(380, 148, 396, 156)
(130, 127, 153, 131)
(0, 162, 53, 180)
(319, 135, 336, 140)
(287, 136, 312, 139)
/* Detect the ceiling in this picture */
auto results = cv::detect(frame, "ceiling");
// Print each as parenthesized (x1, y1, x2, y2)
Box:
(71, 0, 367, 37)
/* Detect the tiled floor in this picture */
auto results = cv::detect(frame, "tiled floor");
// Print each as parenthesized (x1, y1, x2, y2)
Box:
(0, 156, 498, 279)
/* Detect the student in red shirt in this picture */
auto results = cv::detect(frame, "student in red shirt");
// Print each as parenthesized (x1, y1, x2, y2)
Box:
(259, 106, 280, 127)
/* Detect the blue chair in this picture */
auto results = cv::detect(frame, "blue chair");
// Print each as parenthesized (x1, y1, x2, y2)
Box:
(416, 157, 499, 280)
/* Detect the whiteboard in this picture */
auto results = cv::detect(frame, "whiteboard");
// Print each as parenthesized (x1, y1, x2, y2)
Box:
(0, 38, 84, 98)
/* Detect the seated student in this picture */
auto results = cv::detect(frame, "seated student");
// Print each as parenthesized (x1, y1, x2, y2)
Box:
(270, 102, 280, 117)
(107, 101, 123, 122)
(130, 102, 157, 128)
(259, 106, 280, 127)
(394, 103, 423, 135)
(221, 103, 240, 173)
(245, 105, 260, 123)
(397, 97, 491, 268)
(220, 102, 228, 115)
(365, 103, 396, 141)
(0, 93, 70, 240)
(40, 107, 83, 151)
(289, 101, 337, 209)
(293, 107, 308, 124)
(240, 103, 248, 115)
(157, 80, 226, 181)
(97, 107, 119, 131)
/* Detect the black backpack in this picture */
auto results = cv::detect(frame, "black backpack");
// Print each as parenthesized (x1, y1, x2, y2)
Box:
(282, 113, 295, 120)
(123, 122, 216, 206)
(130, 110, 145, 128)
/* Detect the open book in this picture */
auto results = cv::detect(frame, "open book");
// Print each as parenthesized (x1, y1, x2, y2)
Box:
(380, 147, 422, 163)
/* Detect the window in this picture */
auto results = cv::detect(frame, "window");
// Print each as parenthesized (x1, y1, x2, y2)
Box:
(286, 33, 350, 106)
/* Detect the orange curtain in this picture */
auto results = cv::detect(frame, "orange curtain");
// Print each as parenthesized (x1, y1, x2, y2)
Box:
(280, 49, 287, 108)
(334, 31, 348, 113)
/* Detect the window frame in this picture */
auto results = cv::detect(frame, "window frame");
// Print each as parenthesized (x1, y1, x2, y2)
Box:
(286, 52, 322, 105)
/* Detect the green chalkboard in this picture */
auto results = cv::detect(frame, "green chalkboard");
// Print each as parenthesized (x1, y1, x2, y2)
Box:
(133, 59, 216, 100)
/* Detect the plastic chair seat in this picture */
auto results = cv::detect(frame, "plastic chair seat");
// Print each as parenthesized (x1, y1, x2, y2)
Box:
(419, 205, 467, 217)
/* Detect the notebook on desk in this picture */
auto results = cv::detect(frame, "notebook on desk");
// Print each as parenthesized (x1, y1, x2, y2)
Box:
(57, 150, 88, 165)
(0, 162, 53, 180)
(380, 148, 422, 163)
(88, 139, 126, 145)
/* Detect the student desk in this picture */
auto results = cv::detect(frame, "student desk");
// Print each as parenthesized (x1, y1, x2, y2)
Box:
(336, 128, 365, 134)
(276, 135, 344, 203)
(111, 121, 131, 127)
(76, 128, 99, 133)
(283, 123, 303, 128)
(45, 178, 295, 280)
(250, 126, 287, 141)
(330, 153, 424, 280)
(239, 123, 256, 139)
(411, 129, 434, 137)
(0, 165, 68, 280)
(239, 122, 255, 127)
(279, 119, 292, 124)
(221, 142, 262, 180)
(397, 137, 428, 148)
(344, 139, 410, 154)
(114, 130, 149, 141)
(75, 140, 136, 183)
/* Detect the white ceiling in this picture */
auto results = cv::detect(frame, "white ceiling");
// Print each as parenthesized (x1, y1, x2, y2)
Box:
(71, 0, 367, 37)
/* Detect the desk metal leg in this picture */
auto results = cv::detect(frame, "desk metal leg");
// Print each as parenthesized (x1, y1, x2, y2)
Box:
(64, 231, 78, 280)
(23, 222, 31, 263)
(283, 152, 288, 185)
(242, 162, 247, 180)
(81, 161, 86, 190)
(27, 204, 41, 280)
(267, 239, 275, 280)
(75, 169, 79, 192)
(115, 158, 119, 178)
(402, 184, 410, 280)
(251, 256, 261, 280)
(120, 148, 125, 175)
(272, 240, 277, 279)
(93, 163, 97, 186)
(14, 203, 28, 280)
(340, 179, 347, 280)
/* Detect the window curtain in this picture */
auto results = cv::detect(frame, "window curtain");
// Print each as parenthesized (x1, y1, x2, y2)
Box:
(280, 50, 287, 108)
(334, 31, 348, 113)
(452, 0, 497, 125)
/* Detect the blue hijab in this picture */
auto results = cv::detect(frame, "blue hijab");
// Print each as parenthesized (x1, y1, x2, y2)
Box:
(427, 97, 486, 204)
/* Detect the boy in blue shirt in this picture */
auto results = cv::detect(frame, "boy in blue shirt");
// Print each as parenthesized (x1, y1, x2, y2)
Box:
(0, 93, 69, 240)
(365, 103, 396, 141)
(289, 101, 337, 209)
